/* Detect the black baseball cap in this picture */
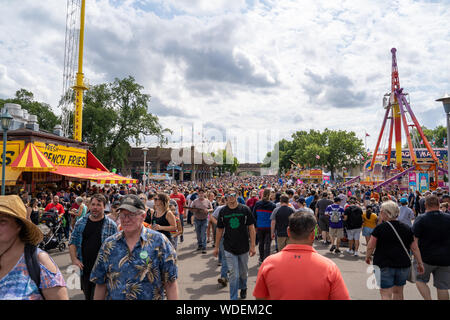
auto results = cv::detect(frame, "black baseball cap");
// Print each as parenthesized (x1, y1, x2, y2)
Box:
(117, 195, 145, 213)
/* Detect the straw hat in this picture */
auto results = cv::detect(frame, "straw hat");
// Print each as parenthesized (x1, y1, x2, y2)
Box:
(0, 195, 43, 245)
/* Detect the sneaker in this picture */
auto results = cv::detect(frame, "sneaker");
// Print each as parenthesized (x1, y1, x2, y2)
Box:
(329, 245, 336, 252)
(218, 262, 222, 266)
(346, 249, 354, 255)
(240, 289, 247, 299)
(202, 248, 207, 254)
(218, 278, 228, 287)
(334, 248, 341, 254)
(180, 236, 184, 243)
(353, 251, 359, 257)
(197, 246, 202, 251)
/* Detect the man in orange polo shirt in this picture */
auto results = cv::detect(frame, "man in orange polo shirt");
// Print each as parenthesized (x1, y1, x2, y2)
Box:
(253, 212, 350, 300)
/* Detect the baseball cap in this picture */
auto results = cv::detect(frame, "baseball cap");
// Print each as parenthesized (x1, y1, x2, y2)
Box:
(117, 195, 145, 213)
(400, 198, 408, 204)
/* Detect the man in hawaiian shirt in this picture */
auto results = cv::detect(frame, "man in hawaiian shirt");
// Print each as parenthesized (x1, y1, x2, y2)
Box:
(90, 194, 178, 300)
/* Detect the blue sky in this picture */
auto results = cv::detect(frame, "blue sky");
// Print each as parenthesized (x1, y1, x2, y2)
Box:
(0, 0, 449, 162)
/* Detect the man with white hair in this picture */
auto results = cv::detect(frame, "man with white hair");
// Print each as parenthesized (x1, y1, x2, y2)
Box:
(91, 194, 178, 300)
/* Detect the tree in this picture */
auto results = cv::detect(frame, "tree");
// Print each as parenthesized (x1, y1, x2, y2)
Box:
(0, 89, 60, 131)
(406, 125, 447, 148)
(265, 129, 366, 181)
(212, 149, 239, 175)
(82, 76, 171, 170)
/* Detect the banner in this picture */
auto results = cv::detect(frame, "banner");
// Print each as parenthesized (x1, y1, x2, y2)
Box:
(34, 142, 87, 168)
(408, 172, 417, 192)
(418, 172, 429, 193)
(310, 169, 323, 176)
(0, 140, 25, 166)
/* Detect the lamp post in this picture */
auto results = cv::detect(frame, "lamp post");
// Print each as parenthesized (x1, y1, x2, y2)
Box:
(1, 110, 13, 195)
(142, 147, 148, 191)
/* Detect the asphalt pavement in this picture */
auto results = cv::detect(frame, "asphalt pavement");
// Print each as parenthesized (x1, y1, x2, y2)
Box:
(51, 223, 435, 300)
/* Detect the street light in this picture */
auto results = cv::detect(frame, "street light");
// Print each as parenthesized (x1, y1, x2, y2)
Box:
(437, 93, 450, 176)
(1, 110, 13, 195)
(142, 147, 148, 191)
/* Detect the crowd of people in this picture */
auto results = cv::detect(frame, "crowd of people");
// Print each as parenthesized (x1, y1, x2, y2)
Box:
(1, 175, 449, 300)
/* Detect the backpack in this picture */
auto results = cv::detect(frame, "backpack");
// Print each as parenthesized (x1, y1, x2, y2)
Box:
(24, 244, 45, 300)
(330, 208, 341, 223)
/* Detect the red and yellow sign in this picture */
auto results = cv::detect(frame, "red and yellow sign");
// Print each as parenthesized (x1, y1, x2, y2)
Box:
(0, 140, 25, 166)
(34, 142, 87, 168)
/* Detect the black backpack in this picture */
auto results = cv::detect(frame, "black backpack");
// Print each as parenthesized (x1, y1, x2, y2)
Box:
(24, 244, 45, 300)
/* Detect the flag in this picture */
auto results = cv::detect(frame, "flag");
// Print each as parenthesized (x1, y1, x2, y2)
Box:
(316, 155, 320, 159)
(420, 140, 423, 145)
(365, 133, 370, 137)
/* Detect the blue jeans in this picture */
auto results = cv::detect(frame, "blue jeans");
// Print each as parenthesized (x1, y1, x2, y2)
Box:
(224, 250, 248, 300)
(376, 267, 410, 289)
(194, 218, 208, 249)
(218, 238, 229, 279)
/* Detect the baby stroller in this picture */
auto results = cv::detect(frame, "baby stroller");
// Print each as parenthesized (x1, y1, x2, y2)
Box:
(37, 209, 67, 252)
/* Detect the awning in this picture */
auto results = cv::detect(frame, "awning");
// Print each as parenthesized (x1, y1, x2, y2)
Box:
(51, 166, 138, 184)
(10, 143, 56, 172)
(0, 167, 23, 185)
(87, 150, 109, 172)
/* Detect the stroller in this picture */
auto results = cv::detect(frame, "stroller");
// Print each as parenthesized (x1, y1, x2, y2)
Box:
(37, 209, 67, 252)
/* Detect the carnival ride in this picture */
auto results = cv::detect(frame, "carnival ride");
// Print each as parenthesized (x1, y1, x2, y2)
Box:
(361, 48, 441, 191)
(59, 0, 87, 141)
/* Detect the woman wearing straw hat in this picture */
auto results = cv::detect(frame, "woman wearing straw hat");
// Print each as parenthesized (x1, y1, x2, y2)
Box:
(0, 195, 68, 300)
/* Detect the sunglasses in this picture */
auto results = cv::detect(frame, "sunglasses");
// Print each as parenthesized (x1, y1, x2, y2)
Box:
(225, 193, 236, 198)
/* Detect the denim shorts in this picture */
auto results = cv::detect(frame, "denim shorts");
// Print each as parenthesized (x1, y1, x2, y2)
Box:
(376, 267, 410, 289)
(362, 227, 374, 237)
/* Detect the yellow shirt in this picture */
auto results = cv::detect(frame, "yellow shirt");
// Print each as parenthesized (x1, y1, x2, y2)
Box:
(362, 212, 378, 229)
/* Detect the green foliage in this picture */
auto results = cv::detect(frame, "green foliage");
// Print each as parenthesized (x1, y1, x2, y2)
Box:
(83, 76, 171, 170)
(0, 89, 60, 131)
(407, 125, 447, 148)
(265, 129, 366, 180)
(213, 149, 239, 174)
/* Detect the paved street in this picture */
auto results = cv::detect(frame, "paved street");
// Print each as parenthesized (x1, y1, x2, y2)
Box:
(51, 224, 435, 300)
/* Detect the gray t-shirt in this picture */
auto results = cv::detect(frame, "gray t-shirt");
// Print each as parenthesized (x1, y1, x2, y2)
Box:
(316, 198, 333, 217)
(398, 205, 414, 227)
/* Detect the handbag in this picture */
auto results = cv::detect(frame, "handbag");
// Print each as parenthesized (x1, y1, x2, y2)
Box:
(386, 221, 416, 283)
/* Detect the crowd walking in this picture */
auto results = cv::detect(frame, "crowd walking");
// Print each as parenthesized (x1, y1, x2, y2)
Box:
(1, 175, 450, 301)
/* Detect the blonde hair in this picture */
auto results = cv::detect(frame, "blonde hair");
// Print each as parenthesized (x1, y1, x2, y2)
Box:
(381, 200, 399, 220)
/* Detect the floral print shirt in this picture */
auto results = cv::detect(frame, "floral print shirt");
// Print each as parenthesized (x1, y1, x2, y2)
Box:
(0, 248, 66, 300)
(90, 227, 178, 300)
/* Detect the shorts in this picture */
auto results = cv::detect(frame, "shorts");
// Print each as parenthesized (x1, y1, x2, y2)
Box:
(277, 237, 289, 251)
(346, 228, 361, 240)
(376, 267, 410, 289)
(415, 262, 450, 290)
(329, 227, 343, 239)
(362, 227, 374, 237)
(318, 215, 329, 232)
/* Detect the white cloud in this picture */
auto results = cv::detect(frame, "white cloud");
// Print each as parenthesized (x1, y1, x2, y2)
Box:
(0, 0, 449, 162)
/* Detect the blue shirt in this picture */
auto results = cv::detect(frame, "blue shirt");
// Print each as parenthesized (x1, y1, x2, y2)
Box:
(325, 204, 344, 229)
(68, 214, 118, 275)
(90, 227, 178, 300)
(305, 196, 314, 208)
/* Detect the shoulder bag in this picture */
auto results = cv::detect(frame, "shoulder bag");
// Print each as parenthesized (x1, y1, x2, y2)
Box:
(386, 221, 416, 283)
